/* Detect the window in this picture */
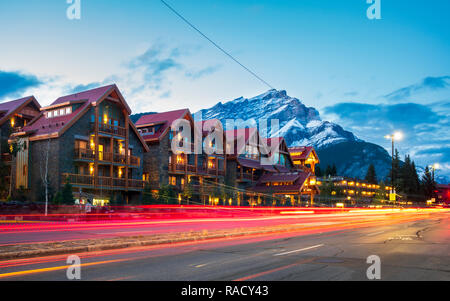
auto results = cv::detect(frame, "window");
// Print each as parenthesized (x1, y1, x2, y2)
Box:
(169, 176, 176, 186)
(47, 111, 53, 118)
(65, 107, 72, 115)
(59, 109, 65, 116)
(53, 110, 59, 117)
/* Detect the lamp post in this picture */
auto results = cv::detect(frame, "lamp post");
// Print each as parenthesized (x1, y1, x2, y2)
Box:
(429, 163, 440, 183)
(384, 132, 403, 205)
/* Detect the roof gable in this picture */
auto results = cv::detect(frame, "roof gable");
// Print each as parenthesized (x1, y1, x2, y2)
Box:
(0, 96, 41, 126)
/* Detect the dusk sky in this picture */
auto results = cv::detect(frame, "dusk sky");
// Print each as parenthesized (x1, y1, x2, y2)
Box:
(0, 0, 449, 178)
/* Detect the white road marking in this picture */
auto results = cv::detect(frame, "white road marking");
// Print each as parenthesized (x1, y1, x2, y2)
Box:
(367, 231, 385, 236)
(273, 244, 324, 256)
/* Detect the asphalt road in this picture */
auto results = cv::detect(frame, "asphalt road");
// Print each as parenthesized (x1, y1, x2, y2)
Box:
(0, 209, 442, 246)
(0, 211, 448, 281)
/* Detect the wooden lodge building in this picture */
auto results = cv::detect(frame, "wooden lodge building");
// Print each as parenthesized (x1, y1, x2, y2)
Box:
(9, 85, 148, 205)
(2, 84, 321, 206)
(135, 110, 227, 204)
(0, 96, 42, 199)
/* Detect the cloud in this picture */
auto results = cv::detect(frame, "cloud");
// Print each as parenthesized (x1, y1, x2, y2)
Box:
(71, 82, 103, 94)
(415, 146, 450, 162)
(127, 45, 183, 90)
(0, 70, 42, 99)
(323, 101, 450, 179)
(185, 65, 221, 80)
(323, 102, 443, 128)
(384, 76, 450, 102)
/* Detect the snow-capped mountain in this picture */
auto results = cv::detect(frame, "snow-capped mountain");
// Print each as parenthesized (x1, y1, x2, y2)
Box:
(198, 90, 359, 148)
(196, 89, 392, 180)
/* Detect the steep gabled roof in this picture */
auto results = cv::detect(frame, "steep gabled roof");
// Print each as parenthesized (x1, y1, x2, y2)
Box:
(135, 109, 191, 142)
(289, 146, 319, 163)
(0, 96, 41, 126)
(12, 84, 148, 151)
(252, 171, 312, 193)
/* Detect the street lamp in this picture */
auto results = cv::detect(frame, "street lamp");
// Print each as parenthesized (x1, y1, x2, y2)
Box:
(429, 163, 440, 183)
(384, 132, 403, 204)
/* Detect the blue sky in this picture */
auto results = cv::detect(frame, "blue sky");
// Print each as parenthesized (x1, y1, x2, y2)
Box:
(0, 0, 449, 179)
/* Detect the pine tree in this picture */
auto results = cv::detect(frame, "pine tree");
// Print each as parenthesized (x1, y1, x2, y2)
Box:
(141, 183, 154, 204)
(315, 165, 323, 177)
(421, 166, 436, 200)
(325, 165, 332, 177)
(181, 181, 194, 204)
(331, 164, 337, 176)
(61, 180, 75, 205)
(365, 164, 377, 184)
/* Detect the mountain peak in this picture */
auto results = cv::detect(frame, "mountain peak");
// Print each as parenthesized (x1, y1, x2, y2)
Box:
(194, 89, 392, 180)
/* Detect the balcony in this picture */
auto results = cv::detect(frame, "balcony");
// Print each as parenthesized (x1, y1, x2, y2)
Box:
(62, 173, 145, 190)
(91, 123, 127, 137)
(74, 148, 140, 167)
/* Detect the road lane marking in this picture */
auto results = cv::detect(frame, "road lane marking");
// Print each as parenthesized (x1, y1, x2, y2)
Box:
(273, 244, 324, 256)
(195, 264, 208, 268)
(367, 231, 385, 236)
(233, 257, 317, 281)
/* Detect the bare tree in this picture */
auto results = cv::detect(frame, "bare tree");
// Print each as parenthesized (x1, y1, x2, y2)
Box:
(40, 139, 51, 216)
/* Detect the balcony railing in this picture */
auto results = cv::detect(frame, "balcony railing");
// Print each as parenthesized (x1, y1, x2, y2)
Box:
(75, 148, 96, 160)
(62, 173, 145, 190)
(95, 123, 127, 137)
(74, 148, 140, 167)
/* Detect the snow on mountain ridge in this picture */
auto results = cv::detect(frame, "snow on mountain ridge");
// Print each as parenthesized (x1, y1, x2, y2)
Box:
(197, 89, 357, 149)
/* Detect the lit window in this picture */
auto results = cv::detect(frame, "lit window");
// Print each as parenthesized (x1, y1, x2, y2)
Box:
(65, 107, 72, 115)
(53, 110, 59, 117)
(47, 111, 53, 118)
(60, 109, 65, 116)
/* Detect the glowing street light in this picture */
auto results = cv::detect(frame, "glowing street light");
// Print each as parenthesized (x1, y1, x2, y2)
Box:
(385, 131, 403, 205)
(429, 163, 440, 183)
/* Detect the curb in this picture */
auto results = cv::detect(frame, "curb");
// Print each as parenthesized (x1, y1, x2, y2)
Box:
(0, 217, 386, 261)
(0, 226, 305, 261)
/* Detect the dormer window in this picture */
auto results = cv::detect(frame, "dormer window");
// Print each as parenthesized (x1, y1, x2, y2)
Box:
(46, 106, 72, 119)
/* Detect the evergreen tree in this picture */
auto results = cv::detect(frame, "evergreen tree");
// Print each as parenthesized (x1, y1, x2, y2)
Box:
(411, 161, 421, 197)
(158, 184, 177, 204)
(315, 165, 323, 177)
(141, 183, 155, 204)
(421, 166, 436, 200)
(374, 181, 386, 204)
(52, 191, 63, 205)
(331, 164, 337, 176)
(365, 164, 377, 184)
(181, 181, 194, 204)
(61, 180, 75, 205)
(325, 165, 332, 177)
